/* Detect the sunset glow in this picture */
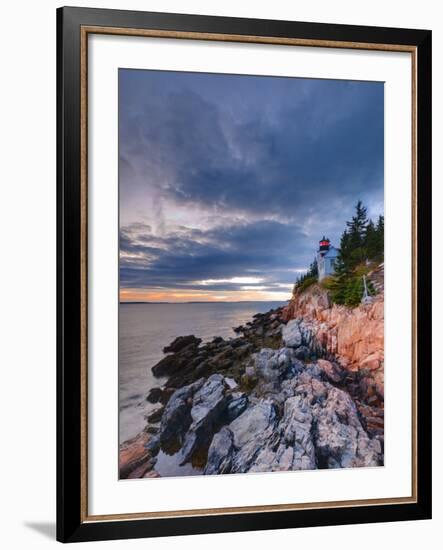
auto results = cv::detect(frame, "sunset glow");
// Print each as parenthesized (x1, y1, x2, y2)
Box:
(119, 288, 291, 303)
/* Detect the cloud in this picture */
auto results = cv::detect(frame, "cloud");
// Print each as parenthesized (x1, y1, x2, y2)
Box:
(118, 70, 384, 299)
(120, 220, 311, 292)
(120, 72, 383, 224)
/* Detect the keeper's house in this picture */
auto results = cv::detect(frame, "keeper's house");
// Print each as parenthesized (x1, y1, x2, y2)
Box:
(316, 237, 339, 281)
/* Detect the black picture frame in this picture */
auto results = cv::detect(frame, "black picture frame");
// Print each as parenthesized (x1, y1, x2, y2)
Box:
(57, 6, 432, 543)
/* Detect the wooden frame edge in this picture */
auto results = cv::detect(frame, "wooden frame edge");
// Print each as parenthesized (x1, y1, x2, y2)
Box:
(55, 8, 430, 540)
(82, 24, 417, 52)
(80, 24, 89, 524)
(84, 496, 417, 523)
(79, 25, 419, 524)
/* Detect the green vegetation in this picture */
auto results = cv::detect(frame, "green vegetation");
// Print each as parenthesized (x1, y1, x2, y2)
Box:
(335, 201, 384, 271)
(323, 271, 375, 308)
(296, 276, 317, 294)
(326, 201, 383, 307)
(295, 201, 383, 307)
(294, 259, 318, 293)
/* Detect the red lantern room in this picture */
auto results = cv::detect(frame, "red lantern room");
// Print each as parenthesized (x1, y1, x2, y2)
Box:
(318, 236, 330, 253)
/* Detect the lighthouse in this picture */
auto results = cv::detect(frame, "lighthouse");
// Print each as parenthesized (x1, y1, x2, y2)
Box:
(316, 236, 339, 281)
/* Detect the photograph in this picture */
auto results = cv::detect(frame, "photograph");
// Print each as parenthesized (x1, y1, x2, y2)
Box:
(0, 0, 435, 544)
(118, 69, 385, 480)
(54, 5, 432, 543)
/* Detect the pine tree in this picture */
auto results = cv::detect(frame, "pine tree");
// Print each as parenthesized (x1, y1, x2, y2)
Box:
(294, 257, 318, 293)
(298, 201, 383, 305)
(335, 229, 351, 275)
(324, 201, 384, 307)
(344, 277, 364, 307)
(346, 200, 368, 266)
(376, 215, 384, 259)
(309, 258, 318, 278)
(364, 219, 378, 259)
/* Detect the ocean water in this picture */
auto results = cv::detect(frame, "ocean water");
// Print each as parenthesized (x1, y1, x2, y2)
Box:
(119, 301, 285, 444)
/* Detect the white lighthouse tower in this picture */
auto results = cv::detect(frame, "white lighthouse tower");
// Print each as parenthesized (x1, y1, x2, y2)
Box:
(316, 236, 339, 281)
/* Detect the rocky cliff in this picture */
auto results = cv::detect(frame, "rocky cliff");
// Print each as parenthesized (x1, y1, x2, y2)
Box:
(282, 264, 384, 398)
(120, 267, 384, 479)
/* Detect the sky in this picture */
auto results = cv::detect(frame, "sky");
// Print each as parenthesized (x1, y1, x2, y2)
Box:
(119, 69, 384, 303)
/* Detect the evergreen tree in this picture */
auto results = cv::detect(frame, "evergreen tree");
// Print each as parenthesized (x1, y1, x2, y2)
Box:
(364, 219, 378, 259)
(346, 200, 368, 266)
(294, 257, 319, 293)
(344, 277, 364, 307)
(296, 200, 383, 306)
(347, 200, 368, 240)
(335, 229, 351, 275)
(376, 215, 384, 259)
(323, 201, 384, 307)
(309, 258, 318, 278)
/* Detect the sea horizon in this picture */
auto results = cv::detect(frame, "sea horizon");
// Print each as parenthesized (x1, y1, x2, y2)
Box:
(120, 300, 290, 305)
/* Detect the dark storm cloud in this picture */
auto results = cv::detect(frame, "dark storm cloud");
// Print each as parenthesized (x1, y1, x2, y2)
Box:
(119, 69, 384, 292)
(120, 70, 383, 218)
(120, 221, 310, 291)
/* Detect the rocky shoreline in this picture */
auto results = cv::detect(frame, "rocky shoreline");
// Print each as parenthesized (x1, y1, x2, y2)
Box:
(120, 288, 385, 479)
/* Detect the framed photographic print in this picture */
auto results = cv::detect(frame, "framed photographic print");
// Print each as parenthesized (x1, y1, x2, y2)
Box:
(57, 6, 432, 543)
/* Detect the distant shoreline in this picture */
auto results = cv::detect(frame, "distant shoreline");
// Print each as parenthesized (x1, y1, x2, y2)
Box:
(120, 300, 288, 305)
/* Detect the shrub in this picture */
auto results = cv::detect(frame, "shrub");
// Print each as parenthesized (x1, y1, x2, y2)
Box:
(296, 276, 317, 294)
(326, 270, 376, 308)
